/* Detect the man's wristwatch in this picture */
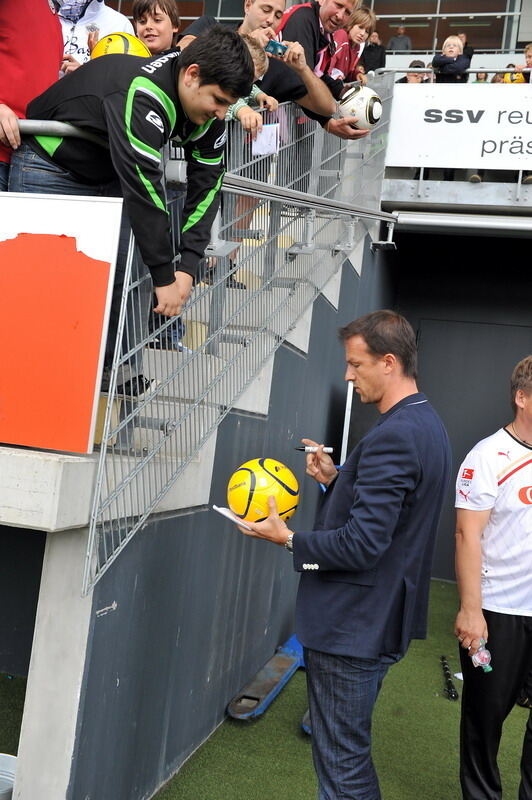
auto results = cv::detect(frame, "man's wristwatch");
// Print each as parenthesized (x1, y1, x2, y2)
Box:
(285, 533, 294, 553)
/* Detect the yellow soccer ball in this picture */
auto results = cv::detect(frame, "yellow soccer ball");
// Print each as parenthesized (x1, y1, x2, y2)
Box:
(227, 458, 299, 523)
(91, 32, 151, 59)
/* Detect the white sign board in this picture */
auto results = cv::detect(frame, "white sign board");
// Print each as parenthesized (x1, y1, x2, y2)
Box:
(386, 84, 532, 170)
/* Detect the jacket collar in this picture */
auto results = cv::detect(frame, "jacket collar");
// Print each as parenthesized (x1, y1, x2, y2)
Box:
(377, 392, 427, 425)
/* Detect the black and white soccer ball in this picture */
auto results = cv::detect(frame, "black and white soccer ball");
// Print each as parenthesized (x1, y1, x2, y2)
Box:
(338, 86, 382, 130)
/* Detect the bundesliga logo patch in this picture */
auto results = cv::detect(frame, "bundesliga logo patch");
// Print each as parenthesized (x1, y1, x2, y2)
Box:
(461, 468, 474, 481)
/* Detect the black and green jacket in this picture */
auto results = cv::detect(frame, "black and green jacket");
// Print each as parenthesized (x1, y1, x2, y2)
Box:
(27, 51, 226, 287)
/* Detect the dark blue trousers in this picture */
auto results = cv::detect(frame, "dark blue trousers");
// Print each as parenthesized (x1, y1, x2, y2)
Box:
(305, 647, 395, 800)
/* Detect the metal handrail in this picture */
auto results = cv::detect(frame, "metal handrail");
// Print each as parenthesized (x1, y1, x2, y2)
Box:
(223, 174, 397, 224)
(378, 11, 520, 19)
(377, 67, 529, 74)
(18, 119, 108, 148)
(18, 119, 397, 225)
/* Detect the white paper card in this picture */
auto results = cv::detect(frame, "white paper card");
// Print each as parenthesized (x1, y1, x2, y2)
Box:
(212, 505, 253, 531)
(252, 123, 280, 157)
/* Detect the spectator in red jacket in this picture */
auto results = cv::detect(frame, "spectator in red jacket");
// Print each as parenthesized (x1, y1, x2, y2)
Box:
(0, 0, 63, 190)
(330, 6, 376, 84)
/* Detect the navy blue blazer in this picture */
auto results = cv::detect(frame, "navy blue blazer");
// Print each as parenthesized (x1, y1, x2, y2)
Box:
(293, 393, 451, 659)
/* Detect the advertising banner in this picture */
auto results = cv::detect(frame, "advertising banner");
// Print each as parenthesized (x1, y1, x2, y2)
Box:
(386, 83, 532, 170)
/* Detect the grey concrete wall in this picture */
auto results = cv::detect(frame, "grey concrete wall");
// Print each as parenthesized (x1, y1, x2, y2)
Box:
(390, 231, 532, 581)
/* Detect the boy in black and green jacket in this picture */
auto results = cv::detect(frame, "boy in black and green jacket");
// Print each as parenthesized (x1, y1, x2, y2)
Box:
(9, 26, 253, 319)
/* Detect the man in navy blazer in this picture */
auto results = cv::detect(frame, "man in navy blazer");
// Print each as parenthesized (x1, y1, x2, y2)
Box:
(237, 310, 451, 799)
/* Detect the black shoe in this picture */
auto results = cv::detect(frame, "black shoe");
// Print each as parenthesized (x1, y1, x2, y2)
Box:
(516, 693, 532, 709)
(203, 261, 246, 289)
(225, 275, 247, 289)
(116, 375, 159, 399)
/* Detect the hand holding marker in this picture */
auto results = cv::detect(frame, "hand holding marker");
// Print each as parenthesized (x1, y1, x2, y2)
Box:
(295, 446, 333, 454)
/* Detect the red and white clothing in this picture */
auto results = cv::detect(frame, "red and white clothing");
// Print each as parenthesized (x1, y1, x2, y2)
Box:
(330, 30, 364, 82)
(455, 427, 532, 616)
(277, 1, 334, 78)
(0, 0, 63, 166)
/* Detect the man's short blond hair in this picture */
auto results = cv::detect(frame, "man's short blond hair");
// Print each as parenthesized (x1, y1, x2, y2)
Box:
(511, 355, 532, 414)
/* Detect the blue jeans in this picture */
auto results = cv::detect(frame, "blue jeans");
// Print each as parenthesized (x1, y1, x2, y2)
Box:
(8, 145, 150, 380)
(0, 160, 9, 191)
(305, 648, 395, 800)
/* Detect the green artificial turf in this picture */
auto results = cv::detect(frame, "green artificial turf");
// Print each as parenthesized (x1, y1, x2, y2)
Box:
(0, 582, 528, 798)
(156, 581, 529, 800)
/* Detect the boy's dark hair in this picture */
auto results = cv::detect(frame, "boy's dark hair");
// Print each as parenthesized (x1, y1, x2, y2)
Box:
(339, 310, 418, 378)
(179, 25, 254, 99)
(132, 0, 180, 32)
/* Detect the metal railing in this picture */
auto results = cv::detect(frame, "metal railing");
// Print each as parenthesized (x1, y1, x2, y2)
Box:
(83, 79, 397, 592)
(15, 77, 396, 592)
(82, 79, 394, 592)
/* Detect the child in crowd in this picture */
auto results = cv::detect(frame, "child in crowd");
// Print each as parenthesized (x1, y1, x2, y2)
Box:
(330, 6, 376, 85)
(474, 70, 488, 82)
(516, 42, 532, 83)
(133, 0, 180, 54)
(226, 36, 278, 138)
(432, 35, 471, 83)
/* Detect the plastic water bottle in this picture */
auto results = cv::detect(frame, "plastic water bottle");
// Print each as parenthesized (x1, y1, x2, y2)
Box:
(471, 639, 492, 673)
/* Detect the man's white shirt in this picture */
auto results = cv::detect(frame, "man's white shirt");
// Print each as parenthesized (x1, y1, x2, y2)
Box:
(456, 427, 532, 616)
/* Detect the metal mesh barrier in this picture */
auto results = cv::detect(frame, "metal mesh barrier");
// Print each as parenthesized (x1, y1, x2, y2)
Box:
(83, 80, 395, 593)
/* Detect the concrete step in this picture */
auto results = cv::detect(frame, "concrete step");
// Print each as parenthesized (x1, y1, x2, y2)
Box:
(190, 285, 293, 329)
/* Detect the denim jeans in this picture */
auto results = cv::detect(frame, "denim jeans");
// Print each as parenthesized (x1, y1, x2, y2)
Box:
(8, 145, 150, 381)
(0, 160, 9, 191)
(305, 647, 395, 800)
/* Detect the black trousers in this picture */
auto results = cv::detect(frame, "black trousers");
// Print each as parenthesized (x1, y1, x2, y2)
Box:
(460, 609, 532, 799)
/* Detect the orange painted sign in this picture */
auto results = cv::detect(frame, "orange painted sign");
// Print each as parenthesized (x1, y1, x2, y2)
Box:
(0, 233, 112, 453)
